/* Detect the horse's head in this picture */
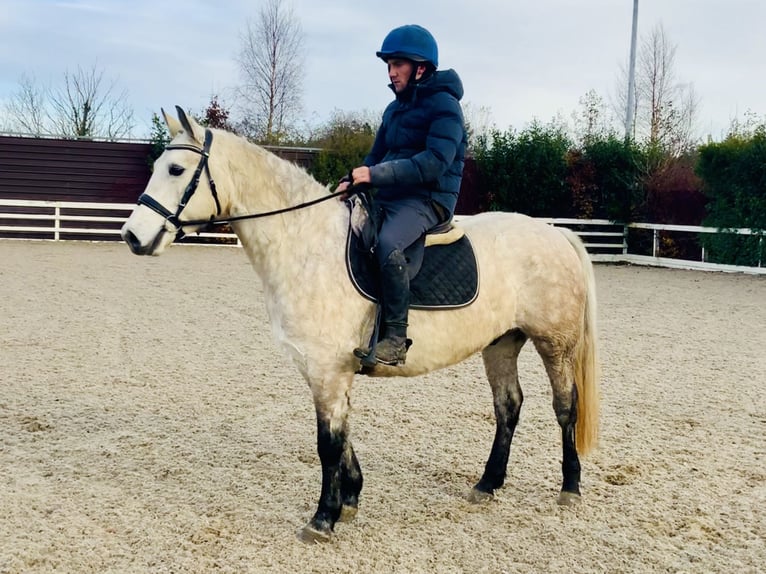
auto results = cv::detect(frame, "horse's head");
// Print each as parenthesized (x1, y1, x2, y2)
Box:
(121, 106, 222, 255)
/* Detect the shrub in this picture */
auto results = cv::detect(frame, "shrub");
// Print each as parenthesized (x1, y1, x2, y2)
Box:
(307, 112, 376, 186)
(696, 126, 766, 264)
(473, 121, 572, 217)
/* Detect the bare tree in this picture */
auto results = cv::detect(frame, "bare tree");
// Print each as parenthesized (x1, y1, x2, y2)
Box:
(3, 64, 134, 139)
(462, 102, 495, 153)
(49, 64, 134, 139)
(726, 109, 766, 139)
(4, 73, 47, 135)
(615, 23, 698, 153)
(572, 89, 617, 146)
(236, 0, 304, 143)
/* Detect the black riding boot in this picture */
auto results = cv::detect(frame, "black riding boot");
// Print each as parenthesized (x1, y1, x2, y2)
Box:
(375, 249, 411, 365)
(355, 249, 411, 366)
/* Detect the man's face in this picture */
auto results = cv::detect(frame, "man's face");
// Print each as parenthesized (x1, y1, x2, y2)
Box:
(387, 59, 415, 93)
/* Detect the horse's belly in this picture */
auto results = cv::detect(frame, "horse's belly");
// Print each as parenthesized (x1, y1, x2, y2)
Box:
(376, 212, 587, 376)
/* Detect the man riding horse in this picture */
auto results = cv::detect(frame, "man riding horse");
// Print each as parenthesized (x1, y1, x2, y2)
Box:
(337, 24, 467, 366)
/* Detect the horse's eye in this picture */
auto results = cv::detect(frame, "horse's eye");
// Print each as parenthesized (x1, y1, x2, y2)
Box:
(169, 164, 185, 176)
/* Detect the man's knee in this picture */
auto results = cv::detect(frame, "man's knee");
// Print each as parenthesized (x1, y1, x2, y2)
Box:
(383, 249, 407, 268)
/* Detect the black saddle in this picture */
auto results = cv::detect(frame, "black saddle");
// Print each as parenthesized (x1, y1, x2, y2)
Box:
(345, 203, 479, 309)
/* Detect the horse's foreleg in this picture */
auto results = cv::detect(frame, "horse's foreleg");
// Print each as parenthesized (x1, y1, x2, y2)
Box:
(299, 411, 345, 543)
(339, 439, 363, 521)
(469, 330, 526, 503)
(300, 375, 360, 543)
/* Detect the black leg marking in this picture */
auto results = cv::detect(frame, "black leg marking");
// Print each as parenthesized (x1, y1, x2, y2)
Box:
(558, 383, 581, 496)
(340, 442, 363, 510)
(474, 381, 523, 495)
(308, 415, 345, 535)
(473, 330, 526, 499)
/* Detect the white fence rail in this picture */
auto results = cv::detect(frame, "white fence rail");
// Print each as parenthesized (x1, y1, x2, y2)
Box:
(0, 199, 236, 243)
(0, 199, 133, 240)
(544, 219, 764, 274)
(537, 218, 627, 258)
(627, 222, 764, 268)
(1, 199, 764, 274)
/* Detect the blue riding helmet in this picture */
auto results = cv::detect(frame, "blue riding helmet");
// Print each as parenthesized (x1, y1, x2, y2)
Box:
(376, 24, 439, 68)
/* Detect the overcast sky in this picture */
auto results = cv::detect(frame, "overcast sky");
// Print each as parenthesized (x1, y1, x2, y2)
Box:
(1, 0, 763, 140)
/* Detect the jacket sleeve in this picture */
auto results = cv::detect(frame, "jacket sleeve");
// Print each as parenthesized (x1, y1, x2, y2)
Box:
(363, 118, 388, 167)
(369, 94, 464, 187)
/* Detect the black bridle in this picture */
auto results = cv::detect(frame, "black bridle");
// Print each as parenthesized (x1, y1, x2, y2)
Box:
(136, 128, 350, 239)
(137, 128, 221, 239)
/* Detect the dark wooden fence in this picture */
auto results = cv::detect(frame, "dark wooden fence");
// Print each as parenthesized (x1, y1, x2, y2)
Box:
(0, 135, 322, 204)
(0, 134, 481, 213)
(0, 135, 153, 203)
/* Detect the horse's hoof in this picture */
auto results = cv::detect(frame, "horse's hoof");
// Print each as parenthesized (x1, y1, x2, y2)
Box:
(557, 491, 582, 507)
(339, 504, 358, 523)
(467, 487, 494, 504)
(297, 523, 333, 544)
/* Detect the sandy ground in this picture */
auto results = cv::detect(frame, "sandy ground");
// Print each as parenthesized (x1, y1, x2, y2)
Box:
(0, 240, 764, 574)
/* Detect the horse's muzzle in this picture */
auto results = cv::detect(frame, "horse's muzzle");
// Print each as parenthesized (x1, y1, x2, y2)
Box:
(122, 227, 165, 256)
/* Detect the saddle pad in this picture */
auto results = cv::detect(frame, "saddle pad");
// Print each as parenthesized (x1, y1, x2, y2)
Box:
(346, 225, 479, 310)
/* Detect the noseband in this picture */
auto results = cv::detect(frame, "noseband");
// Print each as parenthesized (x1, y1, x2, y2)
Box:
(137, 128, 221, 239)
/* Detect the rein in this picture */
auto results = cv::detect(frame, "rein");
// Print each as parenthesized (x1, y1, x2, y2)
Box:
(182, 188, 350, 227)
(137, 128, 355, 238)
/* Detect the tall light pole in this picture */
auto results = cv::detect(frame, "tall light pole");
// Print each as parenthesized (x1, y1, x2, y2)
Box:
(625, 0, 639, 140)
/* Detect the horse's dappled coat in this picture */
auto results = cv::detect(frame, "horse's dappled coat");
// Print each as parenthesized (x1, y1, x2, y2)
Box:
(121, 107, 600, 543)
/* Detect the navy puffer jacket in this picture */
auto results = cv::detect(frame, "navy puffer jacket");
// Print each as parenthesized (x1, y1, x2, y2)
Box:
(364, 69, 467, 217)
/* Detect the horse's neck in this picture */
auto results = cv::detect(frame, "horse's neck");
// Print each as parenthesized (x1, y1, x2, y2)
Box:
(228, 141, 324, 213)
(223, 137, 348, 289)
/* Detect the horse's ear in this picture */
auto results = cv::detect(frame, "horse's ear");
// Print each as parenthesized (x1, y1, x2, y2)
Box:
(175, 105, 203, 144)
(161, 107, 183, 137)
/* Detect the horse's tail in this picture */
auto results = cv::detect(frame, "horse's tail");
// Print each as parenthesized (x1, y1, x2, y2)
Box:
(558, 227, 600, 456)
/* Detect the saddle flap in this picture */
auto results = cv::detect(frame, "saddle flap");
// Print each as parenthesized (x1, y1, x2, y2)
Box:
(346, 216, 479, 310)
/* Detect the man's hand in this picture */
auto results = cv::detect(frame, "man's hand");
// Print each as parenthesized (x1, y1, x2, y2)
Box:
(350, 166, 371, 184)
(335, 177, 351, 200)
(335, 166, 372, 200)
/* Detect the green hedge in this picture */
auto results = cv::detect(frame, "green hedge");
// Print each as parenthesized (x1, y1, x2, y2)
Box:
(471, 120, 765, 266)
(473, 124, 648, 220)
(696, 127, 766, 265)
(473, 122, 572, 217)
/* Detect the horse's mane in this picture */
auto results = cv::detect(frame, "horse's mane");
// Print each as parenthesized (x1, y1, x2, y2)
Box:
(213, 128, 329, 208)
(207, 128, 347, 261)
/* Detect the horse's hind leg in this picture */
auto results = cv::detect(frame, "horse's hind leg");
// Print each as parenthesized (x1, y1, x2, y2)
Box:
(534, 339, 582, 505)
(469, 329, 527, 503)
